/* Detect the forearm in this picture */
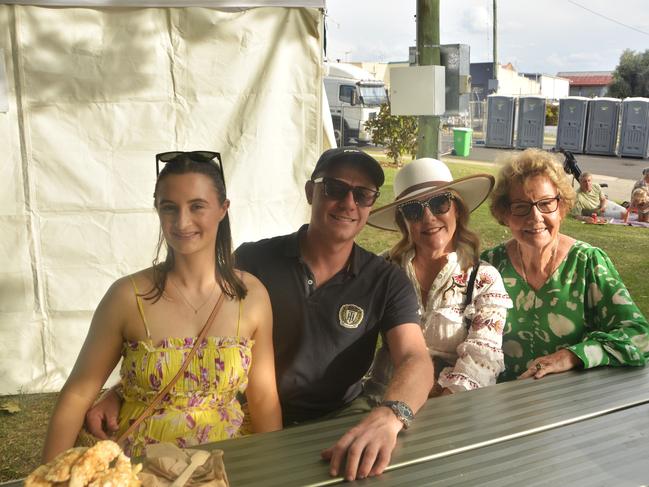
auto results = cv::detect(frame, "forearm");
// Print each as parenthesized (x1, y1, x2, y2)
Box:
(43, 388, 97, 462)
(247, 395, 282, 433)
(383, 351, 433, 413)
(441, 306, 507, 391)
(568, 326, 649, 368)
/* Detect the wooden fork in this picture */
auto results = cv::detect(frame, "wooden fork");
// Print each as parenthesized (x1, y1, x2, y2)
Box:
(169, 450, 211, 487)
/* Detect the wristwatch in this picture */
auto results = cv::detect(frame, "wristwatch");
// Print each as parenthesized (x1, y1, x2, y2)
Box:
(380, 400, 414, 429)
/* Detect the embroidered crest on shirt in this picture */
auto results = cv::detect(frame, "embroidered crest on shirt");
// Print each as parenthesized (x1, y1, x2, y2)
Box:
(338, 304, 364, 329)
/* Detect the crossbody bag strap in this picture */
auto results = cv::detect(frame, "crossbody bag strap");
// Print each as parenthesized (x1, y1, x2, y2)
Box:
(116, 291, 226, 446)
(464, 261, 480, 308)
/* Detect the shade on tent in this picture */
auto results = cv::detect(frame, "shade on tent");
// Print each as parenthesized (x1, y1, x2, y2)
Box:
(0, 1, 325, 393)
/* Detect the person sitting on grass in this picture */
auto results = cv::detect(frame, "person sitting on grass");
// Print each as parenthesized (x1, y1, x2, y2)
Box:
(42, 151, 282, 461)
(571, 172, 626, 221)
(632, 167, 649, 193)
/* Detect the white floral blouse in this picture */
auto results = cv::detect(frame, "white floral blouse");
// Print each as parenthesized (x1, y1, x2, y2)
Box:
(364, 250, 512, 397)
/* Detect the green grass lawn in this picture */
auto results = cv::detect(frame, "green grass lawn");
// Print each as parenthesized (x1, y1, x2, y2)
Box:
(1, 155, 648, 482)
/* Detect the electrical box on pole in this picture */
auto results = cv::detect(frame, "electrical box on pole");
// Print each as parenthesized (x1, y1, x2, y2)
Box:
(440, 44, 471, 115)
(390, 66, 446, 116)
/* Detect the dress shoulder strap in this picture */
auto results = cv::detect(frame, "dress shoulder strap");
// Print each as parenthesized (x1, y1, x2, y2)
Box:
(236, 299, 243, 337)
(129, 276, 152, 339)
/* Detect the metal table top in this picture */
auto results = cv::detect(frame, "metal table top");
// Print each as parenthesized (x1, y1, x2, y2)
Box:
(4, 366, 649, 486)
(203, 366, 649, 486)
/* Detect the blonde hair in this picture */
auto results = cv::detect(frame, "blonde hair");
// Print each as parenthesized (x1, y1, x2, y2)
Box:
(490, 148, 576, 225)
(388, 191, 481, 271)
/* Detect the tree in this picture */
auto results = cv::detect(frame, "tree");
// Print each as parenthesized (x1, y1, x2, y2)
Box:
(364, 103, 418, 166)
(608, 49, 649, 98)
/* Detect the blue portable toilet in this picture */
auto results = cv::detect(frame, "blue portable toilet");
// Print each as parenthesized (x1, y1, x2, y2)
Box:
(516, 96, 546, 149)
(585, 97, 621, 156)
(486, 95, 516, 148)
(556, 96, 589, 153)
(619, 97, 649, 159)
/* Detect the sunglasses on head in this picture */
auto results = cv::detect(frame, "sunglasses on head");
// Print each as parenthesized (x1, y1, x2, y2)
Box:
(311, 176, 380, 207)
(398, 192, 455, 222)
(155, 151, 224, 181)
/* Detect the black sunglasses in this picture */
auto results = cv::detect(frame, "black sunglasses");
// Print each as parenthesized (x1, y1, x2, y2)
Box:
(155, 151, 224, 182)
(398, 192, 455, 222)
(311, 176, 380, 207)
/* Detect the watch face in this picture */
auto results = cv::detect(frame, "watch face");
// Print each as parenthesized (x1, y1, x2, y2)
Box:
(396, 402, 413, 420)
(382, 400, 413, 427)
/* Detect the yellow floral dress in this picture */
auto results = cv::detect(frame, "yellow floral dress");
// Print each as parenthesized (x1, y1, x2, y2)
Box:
(116, 281, 254, 457)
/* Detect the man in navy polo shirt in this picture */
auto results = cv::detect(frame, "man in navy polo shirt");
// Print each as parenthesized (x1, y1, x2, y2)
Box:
(84, 147, 433, 481)
(235, 147, 432, 481)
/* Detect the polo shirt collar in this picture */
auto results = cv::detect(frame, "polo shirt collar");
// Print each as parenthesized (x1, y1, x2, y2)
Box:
(285, 224, 360, 277)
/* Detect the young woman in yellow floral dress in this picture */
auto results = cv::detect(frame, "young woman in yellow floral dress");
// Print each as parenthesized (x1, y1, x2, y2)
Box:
(43, 152, 282, 460)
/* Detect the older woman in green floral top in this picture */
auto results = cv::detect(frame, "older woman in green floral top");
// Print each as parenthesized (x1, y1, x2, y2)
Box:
(482, 149, 649, 382)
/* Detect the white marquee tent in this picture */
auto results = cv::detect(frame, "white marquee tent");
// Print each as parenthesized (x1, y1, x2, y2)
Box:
(0, 1, 327, 394)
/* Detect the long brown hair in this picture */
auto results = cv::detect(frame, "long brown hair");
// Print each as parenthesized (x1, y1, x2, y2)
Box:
(145, 154, 246, 303)
(388, 191, 480, 271)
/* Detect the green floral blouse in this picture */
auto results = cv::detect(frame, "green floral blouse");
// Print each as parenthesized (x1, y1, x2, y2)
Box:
(482, 241, 649, 382)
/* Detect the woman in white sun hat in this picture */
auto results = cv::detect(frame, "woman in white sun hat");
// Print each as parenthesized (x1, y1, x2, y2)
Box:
(363, 158, 512, 398)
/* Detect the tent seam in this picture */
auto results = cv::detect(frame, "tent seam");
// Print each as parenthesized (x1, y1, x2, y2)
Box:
(9, 5, 50, 381)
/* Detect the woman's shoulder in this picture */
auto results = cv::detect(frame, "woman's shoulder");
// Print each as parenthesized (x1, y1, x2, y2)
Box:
(480, 242, 508, 265)
(566, 241, 618, 273)
(475, 260, 504, 278)
(102, 269, 149, 299)
(568, 240, 609, 259)
(237, 270, 271, 301)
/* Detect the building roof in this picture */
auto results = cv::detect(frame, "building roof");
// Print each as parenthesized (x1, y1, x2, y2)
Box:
(555, 71, 613, 86)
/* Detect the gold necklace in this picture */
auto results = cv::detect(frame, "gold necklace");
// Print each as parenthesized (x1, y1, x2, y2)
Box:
(170, 277, 217, 314)
(516, 238, 558, 284)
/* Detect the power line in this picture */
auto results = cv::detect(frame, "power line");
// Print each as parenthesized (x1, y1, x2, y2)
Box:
(566, 0, 649, 37)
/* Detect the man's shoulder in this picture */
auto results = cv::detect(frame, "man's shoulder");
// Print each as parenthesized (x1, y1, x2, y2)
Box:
(354, 245, 413, 292)
(237, 231, 296, 255)
(235, 231, 299, 273)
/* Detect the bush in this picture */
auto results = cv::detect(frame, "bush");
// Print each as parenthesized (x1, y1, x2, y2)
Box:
(545, 103, 558, 126)
(364, 103, 418, 165)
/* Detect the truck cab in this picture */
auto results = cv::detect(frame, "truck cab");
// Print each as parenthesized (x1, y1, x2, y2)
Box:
(324, 62, 388, 146)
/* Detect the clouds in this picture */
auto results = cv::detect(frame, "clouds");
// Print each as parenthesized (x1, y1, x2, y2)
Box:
(325, 0, 649, 74)
(461, 5, 491, 35)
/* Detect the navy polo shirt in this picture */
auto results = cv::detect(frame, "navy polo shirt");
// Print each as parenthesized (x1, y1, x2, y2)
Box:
(235, 225, 420, 424)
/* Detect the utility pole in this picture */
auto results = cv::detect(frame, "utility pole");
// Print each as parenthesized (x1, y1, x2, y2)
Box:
(492, 0, 498, 89)
(416, 0, 440, 158)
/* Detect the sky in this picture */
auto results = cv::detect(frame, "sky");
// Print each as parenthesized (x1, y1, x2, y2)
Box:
(324, 0, 649, 75)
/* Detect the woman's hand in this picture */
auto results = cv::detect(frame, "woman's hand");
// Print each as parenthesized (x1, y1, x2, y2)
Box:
(518, 349, 582, 380)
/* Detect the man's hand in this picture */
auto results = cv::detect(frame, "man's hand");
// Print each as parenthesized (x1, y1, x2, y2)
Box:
(320, 407, 402, 481)
(84, 387, 122, 439)
(518, 349, 582, 380)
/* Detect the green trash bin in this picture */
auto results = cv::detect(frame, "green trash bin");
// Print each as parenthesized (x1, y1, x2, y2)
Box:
(453, 127, 473, 157)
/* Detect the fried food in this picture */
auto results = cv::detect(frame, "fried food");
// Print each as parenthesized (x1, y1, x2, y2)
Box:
(24, 464, 51, 487)
(69, 441, 123, 487)
(44, 447, 87, 482)
(27, 441, 141, 487)
(88, 453, 142, 487)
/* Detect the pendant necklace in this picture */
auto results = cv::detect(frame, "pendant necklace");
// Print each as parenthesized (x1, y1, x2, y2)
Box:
(517, 238, 558, 284)
(171, 277, 217, 314)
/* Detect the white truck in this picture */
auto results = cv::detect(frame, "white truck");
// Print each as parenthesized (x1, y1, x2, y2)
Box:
(324, 62, 388, 146)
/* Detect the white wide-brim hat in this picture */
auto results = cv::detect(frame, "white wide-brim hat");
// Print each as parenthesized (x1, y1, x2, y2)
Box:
(367, 158, 495, 232)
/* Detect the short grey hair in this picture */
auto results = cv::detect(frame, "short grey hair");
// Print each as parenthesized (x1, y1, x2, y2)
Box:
(579, 172, 592, 182)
